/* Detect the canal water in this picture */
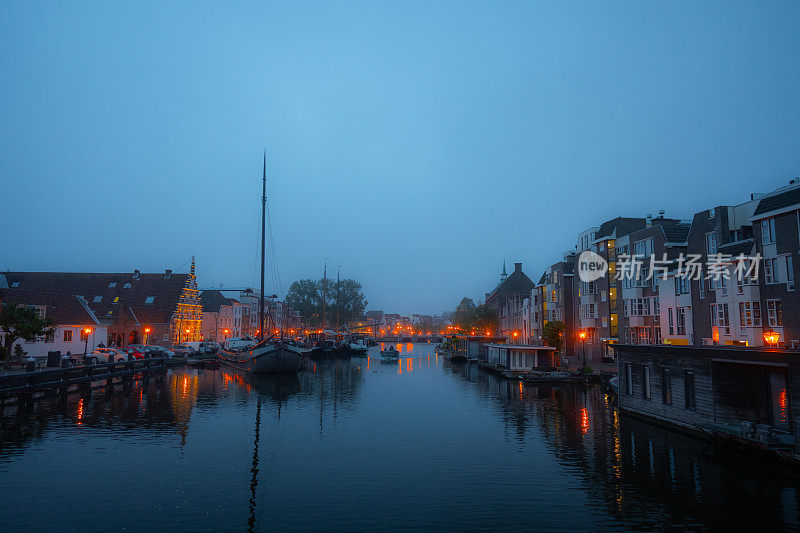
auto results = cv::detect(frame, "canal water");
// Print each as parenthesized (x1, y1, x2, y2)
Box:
(1, 343, 798, 531)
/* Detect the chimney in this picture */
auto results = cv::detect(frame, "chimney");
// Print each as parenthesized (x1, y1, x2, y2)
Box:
(514, 262, 522, 272)
(646, 214, 652, 227)
(658, 210, 665, 218)
(133, 269, 140, 280)
(164, 269, 172, 279)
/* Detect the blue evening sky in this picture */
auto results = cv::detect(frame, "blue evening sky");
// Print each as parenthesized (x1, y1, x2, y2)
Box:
(1, 1, 799, 314)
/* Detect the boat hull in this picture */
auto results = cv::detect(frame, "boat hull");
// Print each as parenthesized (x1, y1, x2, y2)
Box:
(217, 343, 303, 374)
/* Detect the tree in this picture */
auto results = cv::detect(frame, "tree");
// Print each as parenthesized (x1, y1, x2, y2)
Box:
(542, 321, 566, 354)
(0, 303, 56, 360)
(285, 277, 368, 329)
(474, 304, 499, 333)
(285, 279, 322, 326)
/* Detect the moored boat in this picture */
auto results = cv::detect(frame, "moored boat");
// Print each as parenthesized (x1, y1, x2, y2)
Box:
(218, 339, 304, 374)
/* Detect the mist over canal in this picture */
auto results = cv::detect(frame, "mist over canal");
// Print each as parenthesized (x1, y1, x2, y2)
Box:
(2, 343, 798, 531)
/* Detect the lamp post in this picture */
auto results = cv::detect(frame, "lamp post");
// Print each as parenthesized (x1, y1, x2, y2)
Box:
(83, 327, 92, 357)
(578, 330, 587, 371)
(144, 327, 151, 346)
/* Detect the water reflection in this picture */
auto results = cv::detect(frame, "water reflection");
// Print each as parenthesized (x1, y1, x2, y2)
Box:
(0, 347, 798, 531)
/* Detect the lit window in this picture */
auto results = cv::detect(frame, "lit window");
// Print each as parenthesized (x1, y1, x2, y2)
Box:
(93, 296, 102, 303)
(63, 330, 73, 342)
(145, 296, 155, 304)
(113, 296, 119, 303)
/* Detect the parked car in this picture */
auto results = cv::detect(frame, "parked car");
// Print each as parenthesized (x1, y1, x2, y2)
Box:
(126, 346, 146, 359)
(172, 343, 193, 357)
(86, 348, 128, 364)
(146, 346, 174, 358)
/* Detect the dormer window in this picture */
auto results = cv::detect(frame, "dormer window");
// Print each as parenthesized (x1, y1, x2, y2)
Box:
(113, 296, 120, 303)
(11, 281, 19, 288)
(108, 282, 117, 288)
(123, 283, 131, 288)
(145, 296, 155, 304)
(93, 296, 103, 303)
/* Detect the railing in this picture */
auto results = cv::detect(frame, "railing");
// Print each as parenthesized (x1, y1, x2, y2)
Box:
(0, 358, 171, 396)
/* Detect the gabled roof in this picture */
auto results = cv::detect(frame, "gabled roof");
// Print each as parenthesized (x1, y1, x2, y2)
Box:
(3, 271, 190, 325)
(753, 186, 800, 218)
(199, 290, 233, 312)
(0, 288, 101, 325)
(595, 217, 647, 241)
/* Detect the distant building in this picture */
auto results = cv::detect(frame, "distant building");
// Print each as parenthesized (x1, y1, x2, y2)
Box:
(486, 262, 534, 340)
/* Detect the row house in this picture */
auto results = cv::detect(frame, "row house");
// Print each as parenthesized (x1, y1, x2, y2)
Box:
(577, 217, 647, 362)
(618, 216, 691, 348)
(200, 290, 243, 341)
(530, 255, 575, 354)
(1, 261, 201, 349)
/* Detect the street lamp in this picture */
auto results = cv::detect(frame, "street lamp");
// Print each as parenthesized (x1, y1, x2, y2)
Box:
(764, 329, 780, 348)
(578, 330, 587, 371)
(144, 327, 151, 346)
(224, 328, 229, 340)
(83, 327, 92, 357)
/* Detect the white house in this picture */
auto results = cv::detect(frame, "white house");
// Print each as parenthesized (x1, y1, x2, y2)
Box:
(0, 288, 106, 359)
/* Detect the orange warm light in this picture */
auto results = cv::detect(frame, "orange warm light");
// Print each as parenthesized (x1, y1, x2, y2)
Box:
(144, 327, 151, 334)
(578, 331, 587, 340)
(513, 331, 519, 338)
(84, 327, 92, 334)
(764, 330, 780, 346)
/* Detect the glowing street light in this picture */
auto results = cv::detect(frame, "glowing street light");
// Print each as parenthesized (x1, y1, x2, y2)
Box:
(144, 327, 151, 346)
(578, 330, 588, 371)
(764, 329, 780, 348)
(83, 327, 92, 357)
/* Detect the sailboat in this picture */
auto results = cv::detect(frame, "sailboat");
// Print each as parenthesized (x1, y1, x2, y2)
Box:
(217, 152, 304, 374)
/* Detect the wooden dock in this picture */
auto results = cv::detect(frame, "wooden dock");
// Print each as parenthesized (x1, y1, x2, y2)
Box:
(0, 358, 173, 400)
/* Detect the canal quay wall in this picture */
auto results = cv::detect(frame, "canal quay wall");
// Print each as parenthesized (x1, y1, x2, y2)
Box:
(616, 344, 800, 464)
(0, 358, 174, 406)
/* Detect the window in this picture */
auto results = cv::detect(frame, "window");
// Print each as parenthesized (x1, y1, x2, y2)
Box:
(706, 232, 717, 255)
(684, 370, 696, 410)
(699, 274, 705, 299)
(633, 238, 653, 258)
(44, 330, 54, 343)
(739, 302, 761, 327)
(93, 295, 102, 303)
(124, 283, 132, 288)
(625, 363, 632, 395)
(787, 255, 795, 291)
(715, 303, 730, 334)
(113, 296, 120, 303)
(762, 218, 776, 244)
(767, 300, 783, 327)
(642, 366, 651, 400)
(11, 281, 20, 288)
(675, 276, 690, 295)
(661, 367, 672, 405)
(108, 282, 117, 288)
(765, 258, 778, 284)
(676, 307, 687, 335)
(63, 330, 73, 342)
(145, 296, 155, 304)
(668, 308, 674, 335)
